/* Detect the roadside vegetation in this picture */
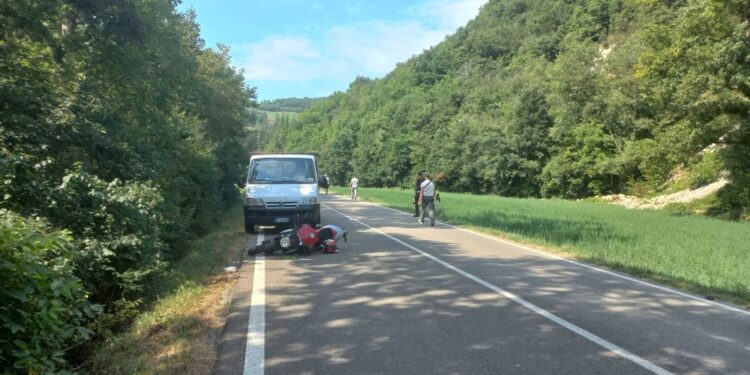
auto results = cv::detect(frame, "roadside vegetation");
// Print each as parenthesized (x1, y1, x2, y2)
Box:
(88, 205, 246, 375)
(1, 2, 254, 373)
(331, 187, 750, 308)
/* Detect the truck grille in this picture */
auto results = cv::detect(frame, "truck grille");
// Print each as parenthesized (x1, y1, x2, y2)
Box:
(265, 201, 299, 208)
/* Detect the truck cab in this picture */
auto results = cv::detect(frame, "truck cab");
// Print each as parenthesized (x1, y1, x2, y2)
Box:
(243, 153, 320, 233)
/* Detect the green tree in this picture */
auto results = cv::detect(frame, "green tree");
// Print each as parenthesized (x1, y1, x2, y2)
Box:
(1, 1, 257, 371)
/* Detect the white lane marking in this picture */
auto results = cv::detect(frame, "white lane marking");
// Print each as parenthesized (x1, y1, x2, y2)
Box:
(243, 232, 265, 375)
(330, 198, 750, 317)
(325, 205, 674, 375)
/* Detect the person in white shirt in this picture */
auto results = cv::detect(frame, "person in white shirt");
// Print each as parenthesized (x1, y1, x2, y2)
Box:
(349, 175, 359, 200)
(418, 173, 436, 226)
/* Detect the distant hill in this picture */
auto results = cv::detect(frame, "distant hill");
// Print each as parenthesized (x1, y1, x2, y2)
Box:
(259, 97, 323, 112)
(250, 109, 297, 126)
(245, 109, 299, 152)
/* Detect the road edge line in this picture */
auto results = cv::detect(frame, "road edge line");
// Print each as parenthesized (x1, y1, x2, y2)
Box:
(243, 233, 265, 375)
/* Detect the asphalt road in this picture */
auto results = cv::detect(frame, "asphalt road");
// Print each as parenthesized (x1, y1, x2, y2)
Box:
(213, 195, 750, 375)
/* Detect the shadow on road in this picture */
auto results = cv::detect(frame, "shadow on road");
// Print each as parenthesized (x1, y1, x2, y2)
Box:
(227, 196, 749, 374)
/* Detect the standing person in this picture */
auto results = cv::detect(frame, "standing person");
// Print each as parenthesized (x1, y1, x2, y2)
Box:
(413, 171, 425, 217)
(349, 175, 359, 200)
(319, 173, 330, 194)
(418, 173, 436, 226)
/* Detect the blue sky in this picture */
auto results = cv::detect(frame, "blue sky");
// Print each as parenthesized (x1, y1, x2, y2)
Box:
(177, 0, 486, 101)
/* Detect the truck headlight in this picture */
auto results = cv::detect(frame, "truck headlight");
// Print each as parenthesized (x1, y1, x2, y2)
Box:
(299, 197, 318, 205)
(244, 197, 264, 206)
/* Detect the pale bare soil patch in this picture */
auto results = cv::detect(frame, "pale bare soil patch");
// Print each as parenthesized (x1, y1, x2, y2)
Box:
(598, 178, 729, 209)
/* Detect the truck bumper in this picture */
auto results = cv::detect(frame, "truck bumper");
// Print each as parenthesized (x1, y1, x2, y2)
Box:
(243, 204, 321, 227)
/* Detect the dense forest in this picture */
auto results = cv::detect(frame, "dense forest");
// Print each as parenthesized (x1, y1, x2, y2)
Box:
(1, 1, 255, 372)
(259, 97, 322, 112)
(265, 0, 750, 219)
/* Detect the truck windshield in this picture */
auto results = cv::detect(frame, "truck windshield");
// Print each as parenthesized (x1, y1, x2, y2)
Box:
(247, 158, 316, 184)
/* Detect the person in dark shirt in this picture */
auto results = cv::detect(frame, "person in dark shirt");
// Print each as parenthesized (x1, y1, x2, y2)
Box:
(413, 171, 424, 217)
(319, 174, 330, 194)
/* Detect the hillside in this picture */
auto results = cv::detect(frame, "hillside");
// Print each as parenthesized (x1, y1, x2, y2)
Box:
(263, 0, 750, 220)
(246, 109, 299, 151)
(259, 97, 322, 112)
(248, 97, 319, 150)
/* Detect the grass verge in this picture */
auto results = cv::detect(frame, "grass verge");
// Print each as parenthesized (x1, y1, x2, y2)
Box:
(331, 186, 750, 308)
(87, 203, 246, 375)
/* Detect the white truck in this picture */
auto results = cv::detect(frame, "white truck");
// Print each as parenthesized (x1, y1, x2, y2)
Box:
(243, 153, 320, 233)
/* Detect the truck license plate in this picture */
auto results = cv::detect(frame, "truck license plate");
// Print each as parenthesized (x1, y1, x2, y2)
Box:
(274, 217, 290, 223)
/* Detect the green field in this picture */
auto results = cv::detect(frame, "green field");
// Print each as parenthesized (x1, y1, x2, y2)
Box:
(265, 110, 298, 118)
(330, 186, 750, 306)
(262, 110, 298, 125)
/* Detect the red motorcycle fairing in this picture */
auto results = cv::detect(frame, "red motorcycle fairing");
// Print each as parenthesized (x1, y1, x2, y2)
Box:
(297, 224, 319, 248)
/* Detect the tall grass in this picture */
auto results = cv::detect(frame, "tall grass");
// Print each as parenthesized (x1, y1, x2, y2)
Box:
(331, 187, 750, 306)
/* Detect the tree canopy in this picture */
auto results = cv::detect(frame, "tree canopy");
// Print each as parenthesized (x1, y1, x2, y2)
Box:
(264, 0, 750, 219)
(260, 97, 323, 112)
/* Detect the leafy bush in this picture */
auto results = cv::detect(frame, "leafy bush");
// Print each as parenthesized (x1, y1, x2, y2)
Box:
(688, 151, 723, 189)
(0, 210, 100, 374)
(709, 182, 750, 221)
(47, 167, 166, 325)
(541, 122, 620, 198)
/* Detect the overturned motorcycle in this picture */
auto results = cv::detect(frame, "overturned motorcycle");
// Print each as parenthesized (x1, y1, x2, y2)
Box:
(248, 223, 348, 256)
